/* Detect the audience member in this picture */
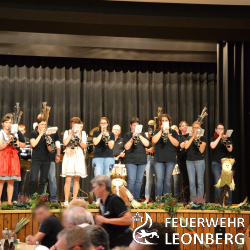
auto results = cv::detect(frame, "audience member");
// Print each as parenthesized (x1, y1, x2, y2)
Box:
(26, 202, 64, 249)
(55, 227, 95, 250)
(85, 225, 110, 250)
(129, 222, 180, 250)
(68, 198, 87, 209)
(66, 207, 94, 228)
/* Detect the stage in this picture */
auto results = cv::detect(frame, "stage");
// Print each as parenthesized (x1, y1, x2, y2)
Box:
(1, 209, 249, 250)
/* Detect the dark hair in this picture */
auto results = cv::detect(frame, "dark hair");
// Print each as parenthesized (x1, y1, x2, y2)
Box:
(159, 114, 172, 127)
(35, 117, 46, 131)
(35, 202, 49, 211)
(137, 222, 180, 250)
(130, 117, 140, 125)
(216, 123, 224, 128)
(98, 117, 111, 131)
(85, 225, 110, 250)
(70, 117, 82, 128)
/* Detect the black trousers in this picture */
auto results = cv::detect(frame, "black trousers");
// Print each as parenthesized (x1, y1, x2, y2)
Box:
(178, 159, 190, 202)
(28, 159, 50, 196)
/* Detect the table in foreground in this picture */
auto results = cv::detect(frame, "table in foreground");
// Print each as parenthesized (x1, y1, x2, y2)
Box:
(17, 243, 35, 250)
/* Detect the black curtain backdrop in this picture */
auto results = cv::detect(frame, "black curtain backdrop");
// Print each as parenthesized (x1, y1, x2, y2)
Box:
(217, 42, 250, 204)
(0, 54, 244, 203)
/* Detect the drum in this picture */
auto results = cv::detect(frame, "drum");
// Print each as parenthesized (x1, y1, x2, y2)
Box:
(111, 164, 127, 176)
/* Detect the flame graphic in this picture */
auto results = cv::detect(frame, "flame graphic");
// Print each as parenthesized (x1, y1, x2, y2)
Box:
(133, 212, 157, 245)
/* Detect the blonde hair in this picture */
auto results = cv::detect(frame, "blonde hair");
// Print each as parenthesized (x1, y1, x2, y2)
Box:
(68, 199, 87, 209)
(192, 121, 201, 127)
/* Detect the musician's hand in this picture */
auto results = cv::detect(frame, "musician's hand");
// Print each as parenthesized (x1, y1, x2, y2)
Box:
(95, 215, 107, 226)
(192, 130, 198, 139)
(120, 153, 125, 158)
(39, 129, 45, 136)
(180, 142, 185, 148)
(166, 129, 169, 134)
(55, 155, 60, 163)
(147, 147, 155, 154)
(132, 132, 137, 138)
(161, 124, 164, 132)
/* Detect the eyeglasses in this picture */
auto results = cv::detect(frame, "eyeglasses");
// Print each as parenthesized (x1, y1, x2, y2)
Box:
(217, 128, 224, 130)
(92, 185, 99, 191)
(100, 122, 107, 125)
(192, 127, 200, 129)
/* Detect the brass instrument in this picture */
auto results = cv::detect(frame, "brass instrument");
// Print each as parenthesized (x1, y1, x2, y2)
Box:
(133, 133, 140, 145)
(10, 102, 23, 147)
(71, 136, 80, 149)
(197, 107, 208, 125)
(115, 150, 125, 161)
(154, 107, 162, 129)
(193, 128, 204, 148)
(102, 128, 110, 145)
(148, 124, 155, 136)
(9, 128, 18, 147)
(161, 131, 168, 143)
(222, 136, 232, 148)
(40, 102, 55, 151)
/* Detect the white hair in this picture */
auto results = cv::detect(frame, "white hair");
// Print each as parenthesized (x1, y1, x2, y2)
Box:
(67, 207, 94, 226)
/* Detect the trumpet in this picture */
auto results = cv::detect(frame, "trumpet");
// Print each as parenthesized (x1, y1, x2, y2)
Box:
(133, 132, 140, 145)
(9, 129, 18, 148)
(193, 128, 203, 148)
(44, 128, 55, 152)
(71, 136, 80, 149)
(197, 107, 208, 125)
(161, 131, 168, 143)
(221, 136, 232, 148)
(102, 128, 110, 145)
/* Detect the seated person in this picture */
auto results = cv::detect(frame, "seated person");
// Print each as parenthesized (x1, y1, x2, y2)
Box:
(68, 198, 87, 209)
(66, 207, 94, 228)
(55, 227, 95, 250)
(129, 222, 180, 250)
(25, 202, 64, 249)
(85, 225, 110, 250)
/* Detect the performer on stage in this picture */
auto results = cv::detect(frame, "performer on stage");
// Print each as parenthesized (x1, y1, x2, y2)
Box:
(62, 117, 87, 207)
(124, 117, 149, 201)
(112, 124, 125, 164)
(185, 121, 206, 201)
(92, 117, 115, 177)
(171, 125, 181, 199)
(177, 121, 190, 204)
(29, 117, 51, 196)
(92, 175, 133, 248)
(210, 123, 233, 204)
(152, 114, 179, 198)
(0, 114, 23, 204)
(143, 120, 156, 204)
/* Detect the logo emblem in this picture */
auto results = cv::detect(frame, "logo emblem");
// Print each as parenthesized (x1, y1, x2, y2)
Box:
(132, 212, 159, 245)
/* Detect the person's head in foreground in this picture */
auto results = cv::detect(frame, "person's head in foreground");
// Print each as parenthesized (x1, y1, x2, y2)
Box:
(68, 199, 87, 209)
(91, 175, 111, 200)
(65, 207, 94, 228)
(84, 225, 110, 250)
(129, 222, 180, 250)
(55, 227, 95, 250)
(35, 202, 51, 223)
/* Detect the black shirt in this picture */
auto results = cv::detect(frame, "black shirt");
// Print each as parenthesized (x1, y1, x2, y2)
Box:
(49, 131, 60, 162)
(93, 130, 115, 158)
(113, 137, 125, 164)
(211, 137, 233, 163)
(39, 215, 64, 248)
(123, 132, 148, 165)
(177, 133, 189, 162)
(17, 131, 25, 159)
(154, 129, 179, 163)
(99, 193, 129, 241)
(29, 130, 50, 161)
(186, 136, 206, 161)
